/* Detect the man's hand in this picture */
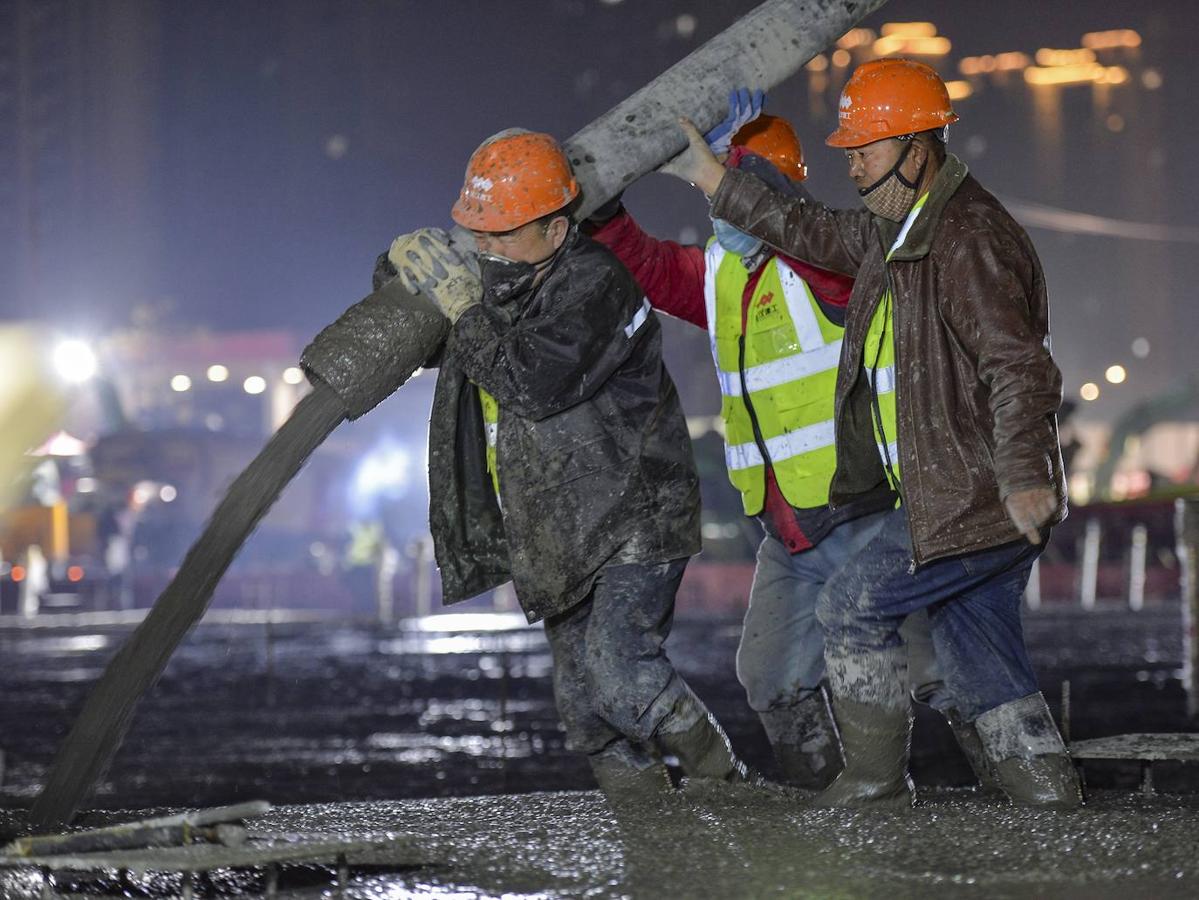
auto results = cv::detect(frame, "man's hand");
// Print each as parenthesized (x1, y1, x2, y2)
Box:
(1003, 487, 1059, 545)
(658, 118, 728, 196)
(388, 228, 481, 323)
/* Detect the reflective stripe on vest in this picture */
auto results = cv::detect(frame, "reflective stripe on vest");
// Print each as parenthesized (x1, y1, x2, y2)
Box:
(703, 239, 842, 515)
(478, 385, 501, 495)
(863, 193, 929, 485)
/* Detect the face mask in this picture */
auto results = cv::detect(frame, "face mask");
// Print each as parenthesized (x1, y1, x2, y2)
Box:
(479, 254, 541, 302)
(711, 218, 763, 257)
(478, 230, 568, 302)
(858, 139, 926, 222)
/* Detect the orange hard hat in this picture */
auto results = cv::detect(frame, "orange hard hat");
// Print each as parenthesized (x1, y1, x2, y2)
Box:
(451, 130, 580, 232)
(732, 114, 807, 181)
(826, 58, 958, 149)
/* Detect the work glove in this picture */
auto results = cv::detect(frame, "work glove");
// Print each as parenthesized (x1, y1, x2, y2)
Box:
(388, 227, 481, 323)
(703, 88, 765, 156)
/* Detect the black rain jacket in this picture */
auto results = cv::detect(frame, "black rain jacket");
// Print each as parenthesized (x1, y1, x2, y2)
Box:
(422, 230, 701, 623)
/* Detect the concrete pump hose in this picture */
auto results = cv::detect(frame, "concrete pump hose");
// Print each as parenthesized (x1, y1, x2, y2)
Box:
(563, 0, 891, 220)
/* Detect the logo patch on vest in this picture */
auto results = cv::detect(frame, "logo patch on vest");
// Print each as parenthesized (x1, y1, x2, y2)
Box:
(753, 291, 781, 325)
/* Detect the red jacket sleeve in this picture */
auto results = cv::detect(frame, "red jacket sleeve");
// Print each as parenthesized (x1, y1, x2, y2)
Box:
(590, 209, 709, 329)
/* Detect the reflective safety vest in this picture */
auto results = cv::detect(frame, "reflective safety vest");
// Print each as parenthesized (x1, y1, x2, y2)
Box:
(478, 386, 500, 494)
(704, 240, 843, 515)
(862, 193, 929, 488)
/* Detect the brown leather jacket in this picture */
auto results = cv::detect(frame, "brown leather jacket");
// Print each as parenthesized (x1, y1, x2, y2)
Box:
(710, 155, 1066, 566)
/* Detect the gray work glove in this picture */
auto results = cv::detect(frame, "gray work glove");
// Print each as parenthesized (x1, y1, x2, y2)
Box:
(387, 227, 481, 323)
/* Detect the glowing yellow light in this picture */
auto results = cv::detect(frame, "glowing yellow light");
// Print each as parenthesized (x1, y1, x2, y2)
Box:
(282, 366, 305, 385)
(1035, 48, 1096, 67)
(836, 28, 876, 50)
(1080, 382, 1100, 402)
(945, 80, 973, 101)
(207, 364, 229, 383)
(1100, 66, 1129, 85)
(832, 49, 852, 68)
(806, 54, 829, 72)
(873, 35, 951, 57)
(880, 22, 937, 38)
(1024, 63, 1103, 86)
(1105, 365, 1127, 385)
(170, 374, 191, 392)
(1081, 30, 1141, 51)
(994, 52, 1031, 71)
(243, 375, 267, 395)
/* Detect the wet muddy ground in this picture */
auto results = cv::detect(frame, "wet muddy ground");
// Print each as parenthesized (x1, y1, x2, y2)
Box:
(1, 786, 1197, 898)
(0, 605, 1196, 896)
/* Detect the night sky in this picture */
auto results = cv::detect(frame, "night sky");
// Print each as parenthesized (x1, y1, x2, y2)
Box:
(3, 0, 1196, 422)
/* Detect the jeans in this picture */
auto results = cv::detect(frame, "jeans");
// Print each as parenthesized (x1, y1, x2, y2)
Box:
(543, 559, 691, 756)
(737, 511, 953, 714)
(816, 505, 1041, 721)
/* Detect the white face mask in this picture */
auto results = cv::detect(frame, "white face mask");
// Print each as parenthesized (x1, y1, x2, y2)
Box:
(858, 140, 925, 222)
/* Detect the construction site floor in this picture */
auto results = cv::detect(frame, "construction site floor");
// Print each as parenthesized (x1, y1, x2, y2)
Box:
(1, 786, 1197, 898)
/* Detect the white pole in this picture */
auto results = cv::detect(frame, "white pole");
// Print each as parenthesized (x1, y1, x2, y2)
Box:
(414, 535, 433, 619)
(1025, 556, 1042, 611)
(1080, 518, 1101, 610)
(1176, 499, 1199, 719)
(1128, 524, 1148, 612)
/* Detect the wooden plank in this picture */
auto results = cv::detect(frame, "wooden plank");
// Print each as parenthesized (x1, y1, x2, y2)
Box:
(1069, 733, 1199, 762)
(0, 837, 418, 875)
(3, 801, 270, 857)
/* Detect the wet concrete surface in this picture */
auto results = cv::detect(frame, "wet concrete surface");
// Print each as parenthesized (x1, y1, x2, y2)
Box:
(0, 605, 1196, 895)
(1, 787, 1197, 898)
(2, 606, 1195, 810)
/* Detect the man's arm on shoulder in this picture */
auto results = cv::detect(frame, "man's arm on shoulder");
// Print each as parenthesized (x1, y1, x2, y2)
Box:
(591, 210, 708, 328)
(710, 168, 871, 278)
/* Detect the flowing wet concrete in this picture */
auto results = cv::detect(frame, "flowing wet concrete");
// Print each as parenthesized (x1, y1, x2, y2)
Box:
(1, 786, 1197, 897)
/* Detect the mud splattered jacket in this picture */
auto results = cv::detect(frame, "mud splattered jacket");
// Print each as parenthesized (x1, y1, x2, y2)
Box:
(421, 230, 701, 622)
(710, 155, 1066, 566)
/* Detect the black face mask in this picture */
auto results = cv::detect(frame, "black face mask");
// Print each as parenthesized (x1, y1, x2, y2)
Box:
(479, 254, 542, 303)
(478, 228, 571, 303)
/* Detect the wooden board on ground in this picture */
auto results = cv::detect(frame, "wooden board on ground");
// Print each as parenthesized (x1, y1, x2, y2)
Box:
(0, 836, 426, 875)
(1070, 733, 1199, 761)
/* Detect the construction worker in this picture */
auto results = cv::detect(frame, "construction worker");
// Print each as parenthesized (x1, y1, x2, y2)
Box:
(662, 60, 1081, 809)
(377, 129, 755, 797)
(588, 95, 995, 792)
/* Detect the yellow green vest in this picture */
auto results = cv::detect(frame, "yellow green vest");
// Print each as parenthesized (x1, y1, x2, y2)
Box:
(704, 240, 843, 515)
(478, 385, 500, 494)
(862, 193, 929, 489)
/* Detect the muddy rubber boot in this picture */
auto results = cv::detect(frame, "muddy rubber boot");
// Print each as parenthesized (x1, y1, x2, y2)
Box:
(810, 697, 914, 810)
(758, 687, 843, 790)
(943, 708, 1004, 794)
(589, 740, 674, 800)
(974, 693, 1083, 809)
(654, 687, 753, 783)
